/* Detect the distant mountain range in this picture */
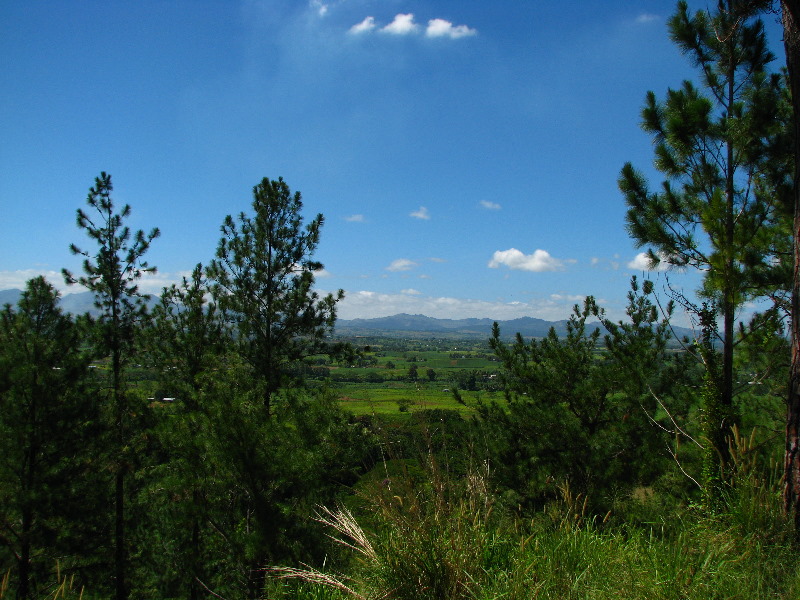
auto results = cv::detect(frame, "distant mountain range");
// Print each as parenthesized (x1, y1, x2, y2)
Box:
(0, 288, 694, 341)
(334, 313, 580, 338)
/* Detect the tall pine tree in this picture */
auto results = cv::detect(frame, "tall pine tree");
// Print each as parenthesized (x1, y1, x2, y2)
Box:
(63, 173, 159, 600)
(207, 176, 343, 417)
(782, 0, 800, 532)
(619, 0, 791, 477)
(206, 177, 344, 597)
(0, 277, 97, 599)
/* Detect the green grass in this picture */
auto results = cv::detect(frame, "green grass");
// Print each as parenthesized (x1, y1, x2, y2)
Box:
(267, 425, 800, 600)
(335, 382, 502, 416)
(269, 490, 800, 600)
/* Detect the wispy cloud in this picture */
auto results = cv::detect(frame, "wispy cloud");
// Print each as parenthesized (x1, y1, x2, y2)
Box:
(410, 206, 430, 220)
(550, 293, 585, 303)
(635, 13, 660, 24)
(480, 200, 501, 210)
(401, 288, 421, 295)
(349, 16, 376, 34)
(386, 258, 418, 272)
(591, 256, 621, 270)
(426, 18, 477, 39)
(310, 0, 329, 17)
(345, 214, 365, 222)
(0, 269, 69, 293)
(488, 248, 566, 272)
(382, 13, 419, 35)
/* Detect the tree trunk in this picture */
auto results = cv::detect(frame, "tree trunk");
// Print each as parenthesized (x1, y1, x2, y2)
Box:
(783, 0, 800, 533)
(115, 470, 126, 600)
(17, 506, 31, 600)
(112, 342, 128, 600)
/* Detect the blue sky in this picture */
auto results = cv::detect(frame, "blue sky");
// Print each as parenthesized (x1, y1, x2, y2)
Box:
(0, 1, 788, 325)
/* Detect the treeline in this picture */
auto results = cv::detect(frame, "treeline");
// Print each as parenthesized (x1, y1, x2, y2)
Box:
(0, 176, 381, 599)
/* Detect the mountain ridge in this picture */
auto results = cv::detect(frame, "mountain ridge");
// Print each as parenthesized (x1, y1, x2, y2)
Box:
(0, 289, 693, 340)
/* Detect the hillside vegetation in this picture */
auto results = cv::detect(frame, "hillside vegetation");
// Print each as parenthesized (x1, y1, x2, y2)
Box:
(3, 1, 800, 598)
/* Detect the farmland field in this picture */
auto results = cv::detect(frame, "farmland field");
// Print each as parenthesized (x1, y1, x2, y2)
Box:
(323, 335, 504, 416)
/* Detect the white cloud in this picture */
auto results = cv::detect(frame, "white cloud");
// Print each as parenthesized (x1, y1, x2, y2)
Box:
(480, 200, 501, 210)
(345, 214, 365, 222)
(386, 258, 418, 272)
(0, 269, 70, 293)
(426, 18, 477, 39)
(627, 251, 670, 271)
(349, 16, 376, 34)
(401, 288, 421, 295)
(635, 13, 660, 23)
(488, 248, 566, 272)
(550, 293, 585, 303)
(0, 268, 192, 296)
(350, 14, 476, 40)
(410, 206, 430, 220)
(381, 13, 419, 35)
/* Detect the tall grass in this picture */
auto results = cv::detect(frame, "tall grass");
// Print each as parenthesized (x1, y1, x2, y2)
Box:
(272, 453, 506, 600)
(0, 563, 85, 600)
(269, 431, 800, 600)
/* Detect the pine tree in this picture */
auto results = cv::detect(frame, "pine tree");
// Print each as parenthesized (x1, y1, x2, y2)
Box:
(206, 177, 344, 597)
(782, 0, 800, 532)
(0, 277, 97, 599)
(207, 176, 343, 416)
(487, 281, 676, 506)
(63, 172, 159, 600)
(619, 1, 791, 474)
(144, 264, 224, 598)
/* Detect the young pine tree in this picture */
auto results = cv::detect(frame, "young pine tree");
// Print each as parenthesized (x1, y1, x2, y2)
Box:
(619, 1, 792, 475)
(0, 277, 98, 599)
(207, 176, 343, 417)
(63, 172, 159, 600)
(143, 264, 224, 599)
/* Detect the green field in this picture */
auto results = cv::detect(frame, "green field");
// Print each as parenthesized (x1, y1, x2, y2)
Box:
(323, 335, 503, 416)
(334, 381, 504, 416)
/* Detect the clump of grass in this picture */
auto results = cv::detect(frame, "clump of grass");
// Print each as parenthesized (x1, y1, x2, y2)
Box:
(0, 563, 85, 600)
(273, 455, 506, 600)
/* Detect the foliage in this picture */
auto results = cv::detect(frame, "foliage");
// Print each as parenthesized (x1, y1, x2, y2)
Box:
(0, 278, 100, 599)
(618, 1, 793, 478)
(137, 264, 225, 598)
(275, 457, 506, 600)
(62, 172, 160, 600)
(189, 362, 375, 598)
(273, 448, 799, 600)
(207, 177, 344, 415)
(483, 279, 676, 510)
